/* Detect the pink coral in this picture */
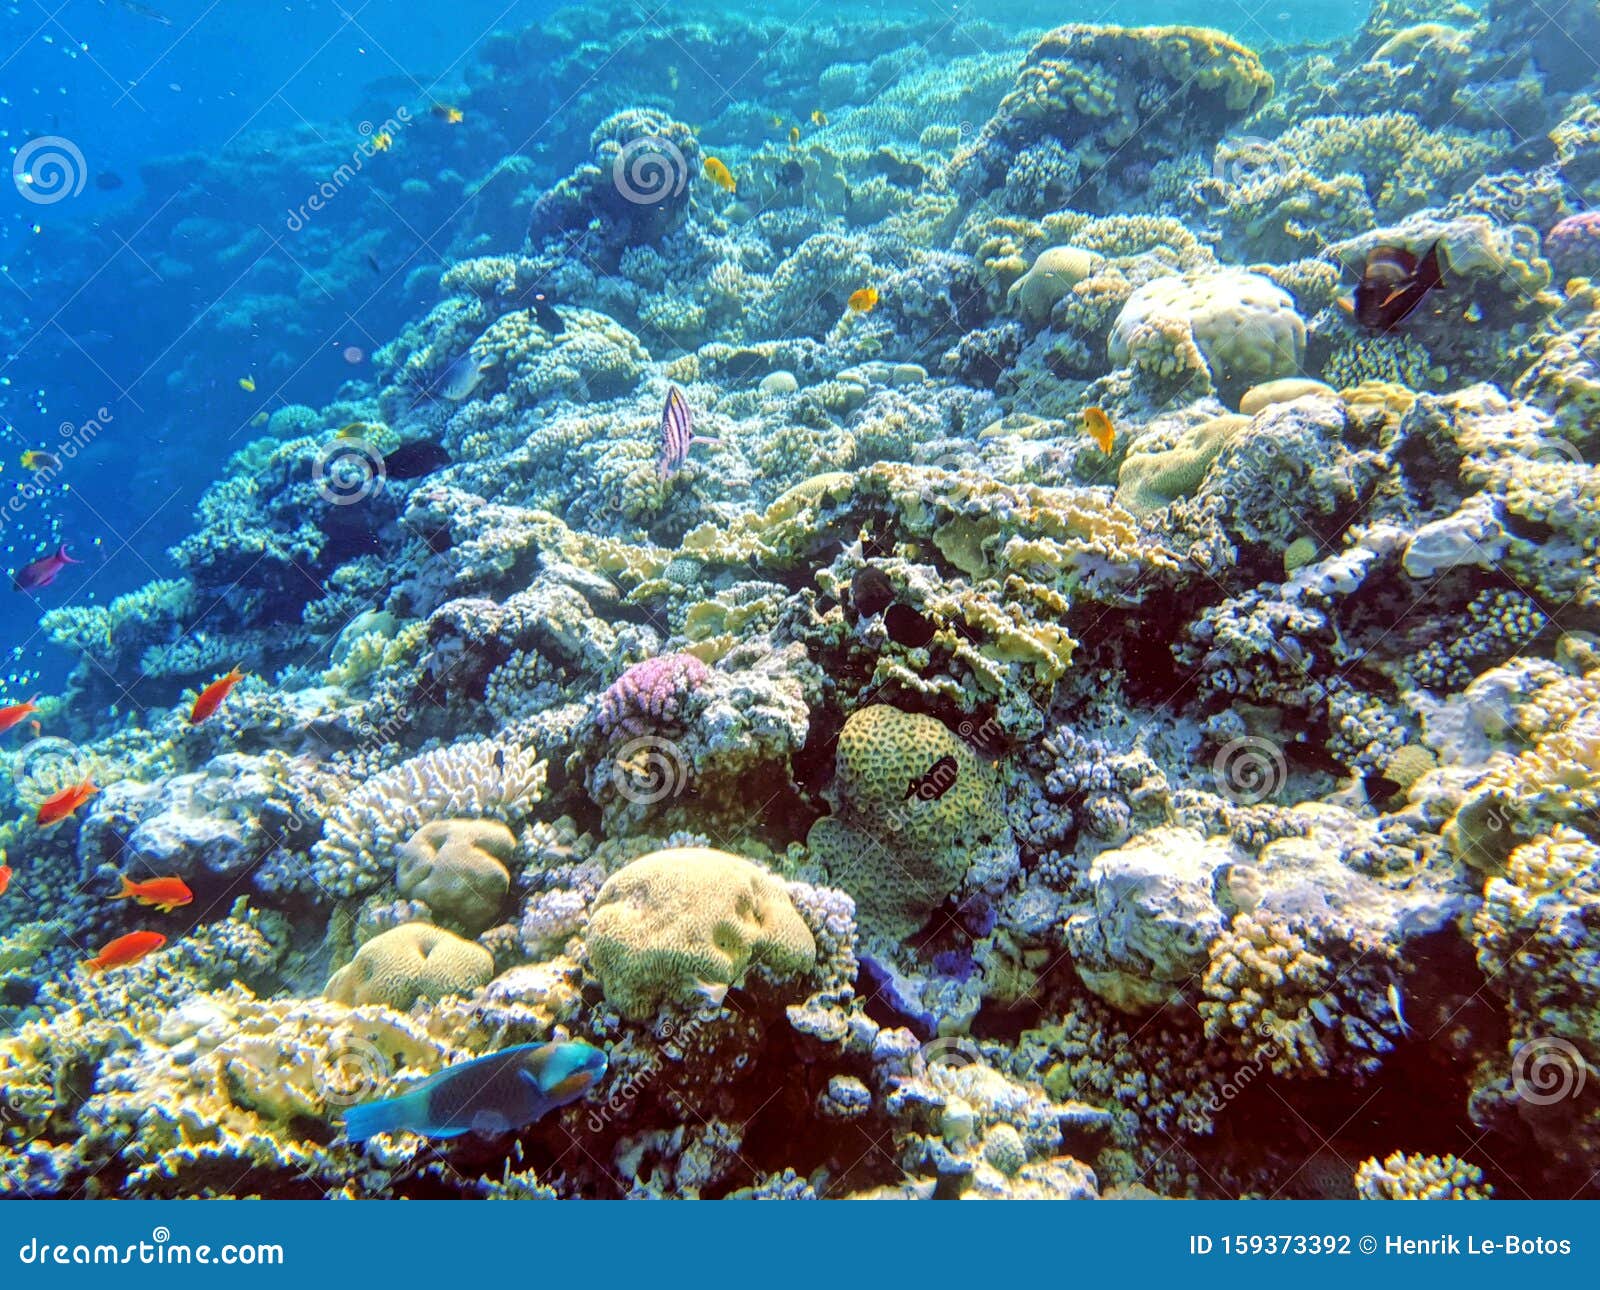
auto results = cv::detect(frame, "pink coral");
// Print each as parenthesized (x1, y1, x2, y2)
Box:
(594, 653, 711, 739)
(1547, 212, 1600, 282)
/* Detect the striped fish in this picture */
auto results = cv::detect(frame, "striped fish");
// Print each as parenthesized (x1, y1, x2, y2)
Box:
(656, 385, 719, 479)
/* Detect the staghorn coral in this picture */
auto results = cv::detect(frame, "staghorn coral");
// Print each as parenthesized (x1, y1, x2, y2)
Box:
(1355, 1151, 1492, 1200)
(312, 740, 547, 898)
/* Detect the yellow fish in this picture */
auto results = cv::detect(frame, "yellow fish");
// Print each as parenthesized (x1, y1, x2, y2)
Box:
(250, 412, 269, 427)
(430, 103, 464, 124)
(811, 109, 828, 126)
(20, 450, 62, 472)
(703, 156, 736, 193)
(1083, 405, 1115, 454)
(372, 131, 393, 151)
(847, 286, 878, 313)
(335, 422, 369, 439)
(770, 114, 785, 129)
(789, 125, 800, 147)
(238, 376, 256, 392)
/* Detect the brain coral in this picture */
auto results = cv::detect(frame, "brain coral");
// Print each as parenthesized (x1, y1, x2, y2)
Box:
(1007, 246, 1105, 327)
(806, 705, 1014, 940)
(395, 820, 515, 935)
(312, 739, 546, 898)
(324, 923, 494, 1010)
(585, 847, 816, 1020)
(1109, 270, 1306, 389)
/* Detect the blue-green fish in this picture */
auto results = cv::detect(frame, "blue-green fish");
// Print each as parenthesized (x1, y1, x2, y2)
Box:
(343, 1041, 607, 1142)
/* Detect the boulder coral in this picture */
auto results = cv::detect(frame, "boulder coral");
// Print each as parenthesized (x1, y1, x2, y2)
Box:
(324, 923, 495, 1010)
(585, 847, 817, 1020)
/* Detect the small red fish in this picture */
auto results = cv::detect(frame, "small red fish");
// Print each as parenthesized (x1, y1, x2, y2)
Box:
(111, 873, 193, 913)
(0, 865, 11, 897)
(189, 666, 245, 723)
(12, 544, 81, 592)
(0, 695, 39, 734)
(35, 777, 97, 828)
(81, 930, 167, 973)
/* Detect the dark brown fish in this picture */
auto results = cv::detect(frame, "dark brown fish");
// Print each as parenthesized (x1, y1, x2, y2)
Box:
(851, 565, 896, 617)
(1349, 242, 1443, 331)
(905, 754, 958, 802)
(884, 602, 937, 648)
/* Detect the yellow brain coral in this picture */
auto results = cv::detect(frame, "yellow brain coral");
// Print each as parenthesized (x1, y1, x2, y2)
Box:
(1116, 414, 1251, 515)
(585, 847, 817, 1021)
(395, 819, 515, 934)
(324, 923, 494, 1010)
(1110, 270, 1307, 389)
(806, 705, 1011, 939)
(1006, 245, 1105, 327)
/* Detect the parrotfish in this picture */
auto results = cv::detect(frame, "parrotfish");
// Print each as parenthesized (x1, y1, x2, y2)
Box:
(382, 439, 451, 480)
(13, 544, 81, 592)
(344, 1040, 607, 1142)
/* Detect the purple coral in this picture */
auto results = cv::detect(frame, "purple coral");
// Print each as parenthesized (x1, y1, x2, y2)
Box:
(1547, 212, 1600, 282)
(594, 652, 711, 740)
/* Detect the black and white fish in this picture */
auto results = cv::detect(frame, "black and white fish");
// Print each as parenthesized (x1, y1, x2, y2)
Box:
(655, 385, 719, 479)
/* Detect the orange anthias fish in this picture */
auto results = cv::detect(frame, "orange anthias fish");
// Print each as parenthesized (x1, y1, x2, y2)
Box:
(1083, 405, 1116, 454)
(36, 778, 97, 828)
(848, 286, 878, 313)
(703, 156, 736, 193)
(0, 695, 40, 734)
(111, 874, 193, 913)
(190, 667, 245, 723)
(81, 930, 167, 973)
(0, 865, 11, 897)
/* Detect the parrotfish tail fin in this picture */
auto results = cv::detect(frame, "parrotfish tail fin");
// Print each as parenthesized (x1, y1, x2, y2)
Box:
(1419, 241, 1444, 290)
(343, 1092, 417, 1143)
